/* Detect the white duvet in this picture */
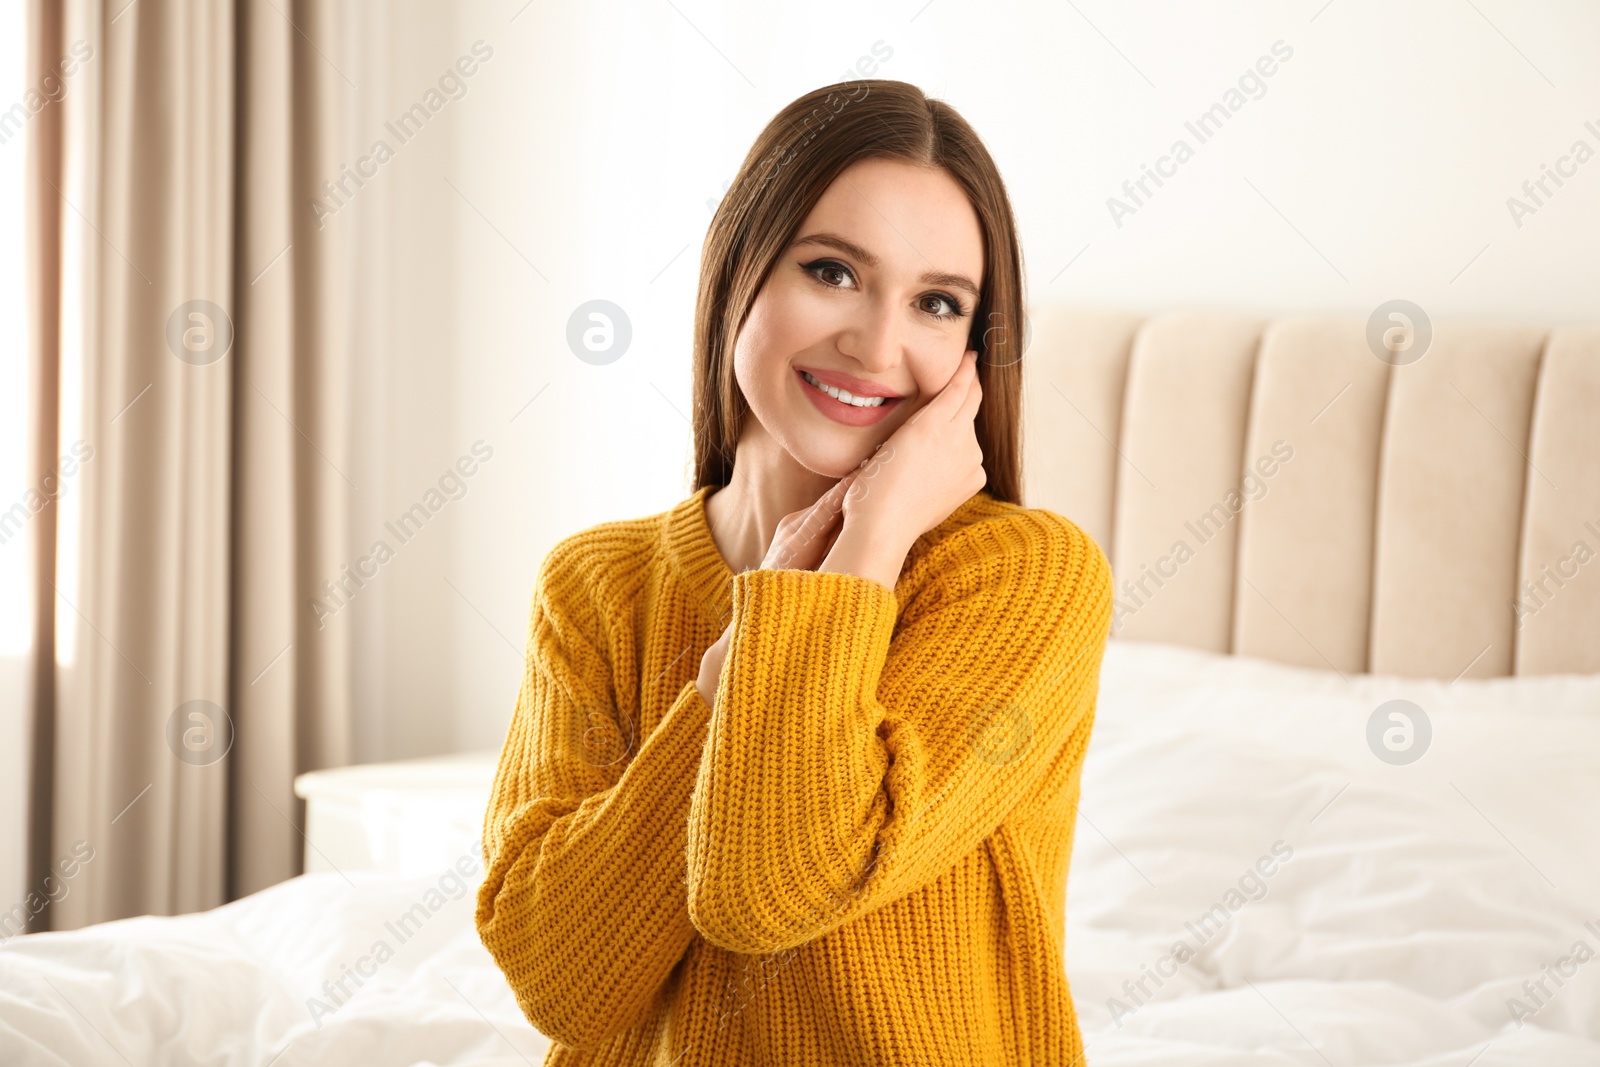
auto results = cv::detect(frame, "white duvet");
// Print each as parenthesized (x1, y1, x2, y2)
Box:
(0, 869, 549, 1066)
(1066, 641, 1600, 1065)
(2, 639, 1597, 1066)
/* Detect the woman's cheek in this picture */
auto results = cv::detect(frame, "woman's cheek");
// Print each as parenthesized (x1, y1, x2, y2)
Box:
(781, 287, 842, 338)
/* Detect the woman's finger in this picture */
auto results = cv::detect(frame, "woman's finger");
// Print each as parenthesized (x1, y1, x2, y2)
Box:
(820, 467, 858, 508)
(952, 359, 983, 424)
(803, 471, 856, 532)
(783, 470, 855, 531)
(766, 471, 859, 569)
(936, 350, 979, 417)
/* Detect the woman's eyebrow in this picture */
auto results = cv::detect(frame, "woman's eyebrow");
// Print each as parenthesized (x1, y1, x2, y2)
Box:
(792, 231, 980, 300)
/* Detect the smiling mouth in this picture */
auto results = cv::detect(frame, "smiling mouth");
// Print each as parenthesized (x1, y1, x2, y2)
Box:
(799, 370, 896, 408)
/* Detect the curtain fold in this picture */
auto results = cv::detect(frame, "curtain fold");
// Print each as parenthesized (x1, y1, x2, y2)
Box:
(23, 0, 65, 939)
(25, 0, 355, 931)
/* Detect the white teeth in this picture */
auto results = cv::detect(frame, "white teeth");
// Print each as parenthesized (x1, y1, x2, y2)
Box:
(802, 371, 888, 408)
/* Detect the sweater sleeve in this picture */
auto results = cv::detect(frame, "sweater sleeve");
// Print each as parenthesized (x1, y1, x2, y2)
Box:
(475, 545, 712, 1050)
(685, 510, 1112, 955)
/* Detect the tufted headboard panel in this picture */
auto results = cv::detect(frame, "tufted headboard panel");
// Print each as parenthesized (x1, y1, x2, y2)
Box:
(1021, 306, 1600, 679)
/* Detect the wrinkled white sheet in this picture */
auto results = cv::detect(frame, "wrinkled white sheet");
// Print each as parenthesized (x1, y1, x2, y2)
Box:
(1069, 640, 1600, 1065)
(1, 639, 1597, 1065)
(0, 869, 550, 1066)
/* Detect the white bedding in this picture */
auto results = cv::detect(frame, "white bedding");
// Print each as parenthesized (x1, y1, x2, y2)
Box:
(1066, 640, 1600, 1065)
(2, 639, 1598, 1066)
(0, 869, 551, 1065)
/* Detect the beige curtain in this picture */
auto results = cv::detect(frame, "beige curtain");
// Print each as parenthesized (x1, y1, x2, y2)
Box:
(25, 0, 354, 930)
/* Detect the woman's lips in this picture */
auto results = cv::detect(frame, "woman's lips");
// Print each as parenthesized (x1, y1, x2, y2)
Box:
(796, 368, 900, 427)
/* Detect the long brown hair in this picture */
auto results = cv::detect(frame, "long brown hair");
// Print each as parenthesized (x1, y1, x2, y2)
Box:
(690, 79, 1028, 505)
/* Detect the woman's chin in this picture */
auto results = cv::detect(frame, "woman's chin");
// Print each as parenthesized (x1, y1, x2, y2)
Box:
(788, 443, 871, 482)
(806, 461, 862, 481)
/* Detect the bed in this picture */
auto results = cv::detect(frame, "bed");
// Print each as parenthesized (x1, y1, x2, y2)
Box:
(3, 307, 1598, 1065)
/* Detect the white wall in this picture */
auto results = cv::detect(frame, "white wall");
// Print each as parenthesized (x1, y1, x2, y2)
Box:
(343, 7, 465, 764)
(368, 0, 1600, 757)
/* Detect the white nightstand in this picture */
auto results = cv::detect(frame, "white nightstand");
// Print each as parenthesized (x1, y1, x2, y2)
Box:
(292, 751, 500, 877)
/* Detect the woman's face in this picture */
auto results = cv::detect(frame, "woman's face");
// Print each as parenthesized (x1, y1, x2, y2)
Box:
(732, 157, 986, 478)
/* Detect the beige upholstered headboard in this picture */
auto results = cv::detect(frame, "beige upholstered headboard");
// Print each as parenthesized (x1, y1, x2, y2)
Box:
(1021, 307, 1600, 680)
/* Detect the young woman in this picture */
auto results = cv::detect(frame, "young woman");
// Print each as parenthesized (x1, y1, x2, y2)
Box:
(476, 79, 1113, 1065)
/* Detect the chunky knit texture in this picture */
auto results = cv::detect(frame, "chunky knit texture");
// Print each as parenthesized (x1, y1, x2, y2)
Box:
(476, 484, 1113, 1065)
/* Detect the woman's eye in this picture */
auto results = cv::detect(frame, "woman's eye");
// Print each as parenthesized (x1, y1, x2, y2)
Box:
(921, 294, 963, 320)
(802, 259, 854, 288)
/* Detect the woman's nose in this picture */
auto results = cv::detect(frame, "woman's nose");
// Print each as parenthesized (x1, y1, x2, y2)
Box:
(836, 299, 901, 372)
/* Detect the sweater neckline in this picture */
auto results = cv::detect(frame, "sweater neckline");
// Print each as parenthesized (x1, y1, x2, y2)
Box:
(663, 485, 737, 628)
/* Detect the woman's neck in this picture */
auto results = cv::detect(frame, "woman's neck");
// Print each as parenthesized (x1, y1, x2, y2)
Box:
(703, 421, 839, 575)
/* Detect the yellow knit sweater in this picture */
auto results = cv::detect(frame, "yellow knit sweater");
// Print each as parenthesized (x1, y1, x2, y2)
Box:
(476, 484, 1113, 1065)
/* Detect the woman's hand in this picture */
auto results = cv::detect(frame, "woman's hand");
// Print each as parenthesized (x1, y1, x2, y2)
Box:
(818, 349, 985, 588)
(846, 348, 984, 544)
(696, 348, 983, 706)
(757, 467, 860, 572)
(695, 470, 861, 707)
